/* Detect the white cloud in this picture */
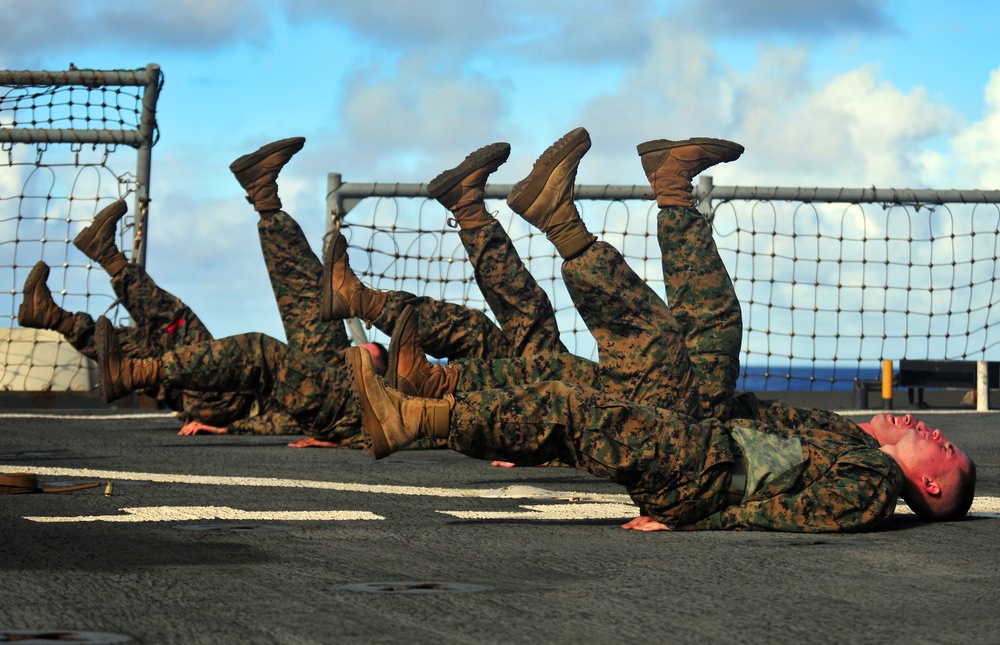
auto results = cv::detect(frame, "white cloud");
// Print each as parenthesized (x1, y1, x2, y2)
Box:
(949, 67, 1000, 188)
(314, 54, 513, 180)
(284, 0, 652, 65)
(807, 66, 957, 185)
(0, 0, 271, 66)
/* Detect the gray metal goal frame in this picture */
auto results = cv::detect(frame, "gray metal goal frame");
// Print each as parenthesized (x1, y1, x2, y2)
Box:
(327, 173, 1000, 411)
(0, 63, 162, 265)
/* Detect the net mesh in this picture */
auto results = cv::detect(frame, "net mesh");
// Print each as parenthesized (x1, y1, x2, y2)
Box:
(1, 73, 145, 392)
(1, 83, 143, 131)
(337, 192, 1000, 392)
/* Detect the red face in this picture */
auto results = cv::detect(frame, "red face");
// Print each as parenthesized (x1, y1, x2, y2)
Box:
(872, 413, 970, 480)
(868, 413, 939, 443)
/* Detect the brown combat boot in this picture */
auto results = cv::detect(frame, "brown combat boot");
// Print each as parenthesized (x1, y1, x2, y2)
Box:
(347, 346, 452, 459)
(229, 136, 306, 214)
(17, 262, 77, 336)
(386, 305, 459, 398)
(73, 199, 129, 277)
(636, 138, 744, 207)
(95, 315, 162, 403)
(320, 231, 389, 324)
(507, 127, 595, 259)
(427, 142, 510, 230)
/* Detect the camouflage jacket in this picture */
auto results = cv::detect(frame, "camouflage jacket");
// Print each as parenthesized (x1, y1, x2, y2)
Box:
(688, 394, 905, 532)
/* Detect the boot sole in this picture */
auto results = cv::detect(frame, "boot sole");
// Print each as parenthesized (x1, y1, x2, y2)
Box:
(95, 316, 121, 403)
(320, 233, 336, 321)
(229, 137, 306, 174)
(17, 262, 50, 327)
(347, 346, 391, 459)
(507, 127, 590, 214)
(320, 232, 351, 321)
(385, 304, 416, 390)
(427, 142, 511, 198)
(636, 137, 744, 161)
(73, 199, 128, 256)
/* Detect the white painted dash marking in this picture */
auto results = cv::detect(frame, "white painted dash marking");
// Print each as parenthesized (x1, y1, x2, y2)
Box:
(23, 506, 382, 523)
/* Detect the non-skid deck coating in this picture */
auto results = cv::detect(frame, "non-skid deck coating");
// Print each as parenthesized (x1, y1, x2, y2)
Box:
(1, 405, 998, 644)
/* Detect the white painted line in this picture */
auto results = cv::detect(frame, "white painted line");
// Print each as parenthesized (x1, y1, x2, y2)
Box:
(0, 465, 627, 502)
(440, 503, 639, 521)
(23, 506, 382, 523)
(443, 500, 1000, 521)
(0, 412, 177, 420)
(7, 465, 998, 524)
(893, 496, 1000, 515)
(477, 484, 628, 503)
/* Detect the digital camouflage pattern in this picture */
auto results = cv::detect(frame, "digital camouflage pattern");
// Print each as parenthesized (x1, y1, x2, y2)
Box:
(60, 262, 254, 427)
(447, 378, 903, 531)
(562, 238, 702, 415)
(458, 219, 566, 356)
(62, 264, 213, 359)
(443, 207, 741, 411)
(364, 218, 567, 363)
(444, 210, 736, 398)
(693, 416, 904, 532)
(453, 351, 599, 393)
(165, 211, 443, 444)
(443, 205, 905, 532)
(161, 332, 362, 442)
(447, 379, 734, 526)
(372, 289, 511, 361)
(657, 207, 742, 419)
(147, 212, 569, 442)
(258, 212, 349, 364)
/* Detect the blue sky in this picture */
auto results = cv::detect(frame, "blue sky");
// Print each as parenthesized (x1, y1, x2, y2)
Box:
(2, 0, 999, 342)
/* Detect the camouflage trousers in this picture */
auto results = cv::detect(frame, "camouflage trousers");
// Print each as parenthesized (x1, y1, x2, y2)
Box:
(459, 219, 566, 357)
(444, 206, 741, 414)
(656, 206, 742, 420)
(62, 264, 214, 360)
(448, 379, 733, 526)
(259, 212, 350, 363)
(571, 206, 742, 417)
(368, 219, 566, 361)
(444, 206, 744, 521)
(154, 216, 562, 442)
(61, 263, 253, 426)
(446, 225, 718, 430)
(161, 332, 360, 441)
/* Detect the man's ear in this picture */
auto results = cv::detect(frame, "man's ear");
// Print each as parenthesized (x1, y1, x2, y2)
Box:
(923, 476, 941, 498)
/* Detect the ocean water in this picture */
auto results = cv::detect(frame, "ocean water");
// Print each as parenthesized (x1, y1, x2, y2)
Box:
(738, 364, 883, 392)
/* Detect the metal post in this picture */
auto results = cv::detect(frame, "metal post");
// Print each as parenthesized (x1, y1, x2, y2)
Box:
(133, 63, 161, 267)
(697, 176, 714, 222)
(326, 173, 344, 234)
(976, 360, 989, 412)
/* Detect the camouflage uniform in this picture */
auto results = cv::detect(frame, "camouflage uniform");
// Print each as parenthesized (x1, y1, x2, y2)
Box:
(154, 217, 566, 442)
(458, 220, 566, 357)
(161, 331, 363, 442)
(258, 212, 350, 364)
(443, 206, 905, 532)
(447, 379, 903, 531)
(414, 219, 600, 393)
(442, 206, 739, 399)
(61, 264, 254, 427)
(366, 219, 566, 361)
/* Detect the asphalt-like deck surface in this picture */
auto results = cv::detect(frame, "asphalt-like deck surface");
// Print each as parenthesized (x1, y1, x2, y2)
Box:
(1, 402, 997, 644)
